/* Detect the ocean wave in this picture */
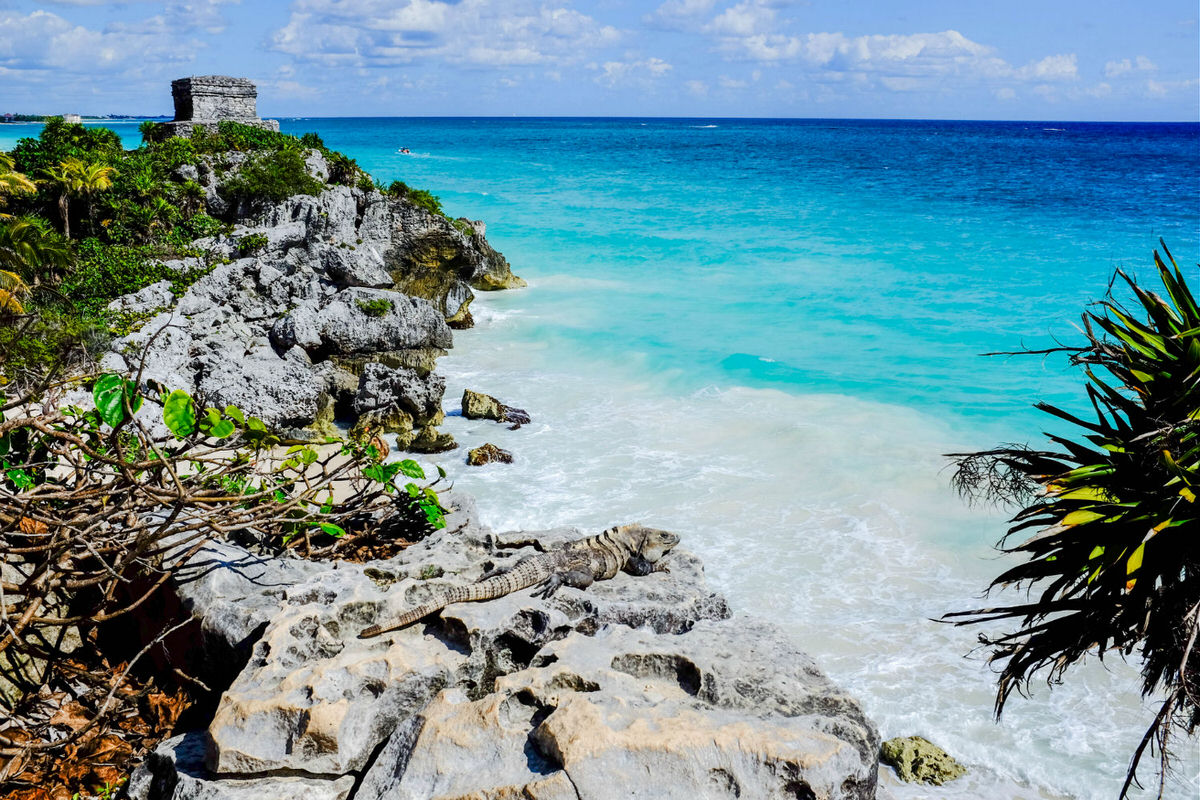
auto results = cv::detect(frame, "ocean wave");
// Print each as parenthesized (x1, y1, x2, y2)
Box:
(429, 317, 1195, 800)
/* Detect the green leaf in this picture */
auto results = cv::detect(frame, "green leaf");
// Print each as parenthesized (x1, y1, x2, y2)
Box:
(94, 374, 140, 428)
(209, 419, 236, 439)
(162, 390, 197, 438)
(396, 459, 425, 480)
(224, 404, 245, 425)
(1126, 542, 1145, 575)
(319, 522, 346, 538)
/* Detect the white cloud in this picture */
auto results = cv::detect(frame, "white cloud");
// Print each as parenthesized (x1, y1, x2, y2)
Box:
(717, 74, 747, 89)
(695, 9, 1082, 95)
(1104, 55, 1157, 78)
(272, 0, 620, 69)
(1146, 77, 1199, 98)
(994, 87, 1016, 100)
(644, 0, 717, 31)
(594, 57, 672, 87)
(0, 9, 194, 74)
(685, 79, 708, 96)
(1013, 53, 1077, 81)
(167, 0, 241, 35)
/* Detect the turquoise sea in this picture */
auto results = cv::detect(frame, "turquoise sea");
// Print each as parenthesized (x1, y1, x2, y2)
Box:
(4, 118, 1198, 798)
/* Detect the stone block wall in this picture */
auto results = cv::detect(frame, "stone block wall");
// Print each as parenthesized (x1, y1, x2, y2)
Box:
(163, 75, 279, 136)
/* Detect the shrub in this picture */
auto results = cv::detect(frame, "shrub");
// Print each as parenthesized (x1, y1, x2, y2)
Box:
(220, 149, 325, 203)
(61, 239, 175, 315)
(0, 375, 444, 794)
(946, 242, 1199, 797)
(238, 232, 270, 256)
(356, 297, 392, 318)
(386, 181, 444, 217)
(10, 117, 122, 176)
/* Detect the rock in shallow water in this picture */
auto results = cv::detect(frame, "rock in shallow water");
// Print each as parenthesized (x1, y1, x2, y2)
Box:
(467, 442, 514, 465)
(880, 735, 967, 785)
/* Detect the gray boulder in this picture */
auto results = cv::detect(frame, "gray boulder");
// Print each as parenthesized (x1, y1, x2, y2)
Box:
(318, 243, 392, 288)
(358, 620, 879, 800)
(129, 732, 354, 800)
(194, 346, 323, 430)
(354, 362, 445, 420)
(108, 280, 174, 316)
(270, 288, 451, 357)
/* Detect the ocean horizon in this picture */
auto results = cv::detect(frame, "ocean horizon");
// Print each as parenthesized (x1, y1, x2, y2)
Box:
(4, 115, 1198, 798)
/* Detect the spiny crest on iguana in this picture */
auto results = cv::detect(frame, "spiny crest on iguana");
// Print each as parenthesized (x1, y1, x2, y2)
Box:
(358, 524, 680, 638)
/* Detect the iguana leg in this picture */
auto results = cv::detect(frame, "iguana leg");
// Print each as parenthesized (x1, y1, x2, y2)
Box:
(625, 555, 670, 577)
(532, 569, 594, 599)
(476, 564, 511, 582)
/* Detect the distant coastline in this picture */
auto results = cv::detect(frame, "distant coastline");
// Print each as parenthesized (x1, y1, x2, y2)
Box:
(0, 114, 170, 124)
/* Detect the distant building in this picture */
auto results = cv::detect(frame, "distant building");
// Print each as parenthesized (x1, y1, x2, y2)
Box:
(161, 75, 279, 137)
(62, 113, 83, 124)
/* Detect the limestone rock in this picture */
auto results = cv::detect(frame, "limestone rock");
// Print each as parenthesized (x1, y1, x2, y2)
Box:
(409, 425, 457, 453)
(461, 388, 503, 421)
(357, 618, 878, 800)
(99, 154, 517, 440)
(194, 346, 323, 431)
(354, 689, 578, 800)
(108, 280, 174, 315)
(129, 732, 354, 800)
(318, 243, 392, 288)
(461, 389, 532, 430)
(384, 203, 525, 326)
(271, 288, 451, 358)
(880, 736, 966, 785)
(147, 495, 874, 799)
(355, 362, 445, 421)
(467, 443, 513, 466)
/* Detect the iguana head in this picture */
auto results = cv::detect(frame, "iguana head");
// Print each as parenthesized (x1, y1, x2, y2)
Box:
(622, 524, 680, 563)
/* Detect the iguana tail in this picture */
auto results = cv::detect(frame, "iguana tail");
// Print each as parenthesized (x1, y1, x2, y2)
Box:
(358, 574, 536, 638)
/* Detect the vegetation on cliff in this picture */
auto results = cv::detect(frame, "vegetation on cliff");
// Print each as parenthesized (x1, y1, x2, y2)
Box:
(948, 243, 1198, 798)
(0, 117, 455, 387)
(0, 116, 469, 798)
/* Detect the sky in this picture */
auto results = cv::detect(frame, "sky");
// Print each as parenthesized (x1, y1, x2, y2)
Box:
(0, 0, 1197, 120)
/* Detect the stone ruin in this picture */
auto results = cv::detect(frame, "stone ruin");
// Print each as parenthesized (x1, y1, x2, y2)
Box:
(161, 75, 278, 137)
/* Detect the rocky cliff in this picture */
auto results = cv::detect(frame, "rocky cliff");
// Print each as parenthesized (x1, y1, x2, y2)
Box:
(128, 494, 880, 800)
(102, 145, 883, 800)
(102, 148, 523, 450)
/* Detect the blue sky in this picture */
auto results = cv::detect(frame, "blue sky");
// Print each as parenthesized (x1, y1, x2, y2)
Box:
(1, 0, 1197, 120)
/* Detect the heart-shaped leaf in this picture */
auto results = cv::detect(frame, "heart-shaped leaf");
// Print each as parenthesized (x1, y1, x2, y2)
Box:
(162, 390, 197, 439)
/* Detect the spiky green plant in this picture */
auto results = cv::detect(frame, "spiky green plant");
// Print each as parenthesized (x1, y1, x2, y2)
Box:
(947, 242, 1199, 798)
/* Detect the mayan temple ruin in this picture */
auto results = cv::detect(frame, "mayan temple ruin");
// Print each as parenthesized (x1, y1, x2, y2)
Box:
(161, 75, 278, 137)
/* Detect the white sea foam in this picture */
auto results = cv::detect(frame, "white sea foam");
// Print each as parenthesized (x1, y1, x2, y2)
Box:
(424, 292, 1199, 800)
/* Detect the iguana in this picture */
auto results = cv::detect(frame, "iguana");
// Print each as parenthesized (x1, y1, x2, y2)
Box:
(358, 524, 679, 638)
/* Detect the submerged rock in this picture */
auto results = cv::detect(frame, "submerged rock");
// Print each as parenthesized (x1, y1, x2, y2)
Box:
(462, 389, 532, 430)
(467, 443, 513, 465)
(880, 735, 967, 785)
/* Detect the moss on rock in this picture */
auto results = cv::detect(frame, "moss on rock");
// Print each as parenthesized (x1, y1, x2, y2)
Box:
(467, 443, 513, 466)
(462, 389, 504, 422)
(880, 736, 966, 785)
